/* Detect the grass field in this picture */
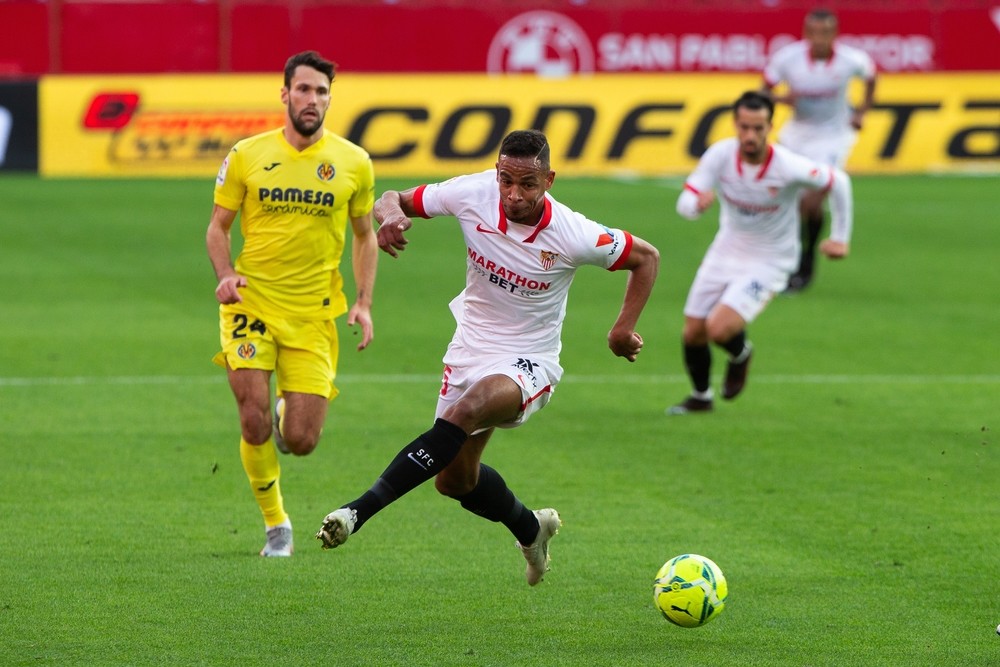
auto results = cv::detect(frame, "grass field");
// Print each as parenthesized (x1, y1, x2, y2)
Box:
(1, 173, 998, 666)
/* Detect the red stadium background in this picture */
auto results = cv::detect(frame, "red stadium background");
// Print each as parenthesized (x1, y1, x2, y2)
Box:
(1, 0, 999, 76)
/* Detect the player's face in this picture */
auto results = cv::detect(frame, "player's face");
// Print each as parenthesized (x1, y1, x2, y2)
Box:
(281, 65, 332, 138)
(734, 107, 771, 162)
(496, 155, 554, 225)
(804, 17, 837, 58)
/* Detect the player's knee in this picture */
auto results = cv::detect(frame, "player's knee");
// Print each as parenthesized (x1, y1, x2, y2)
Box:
(439, 402, 481, 435)
(705, 319, 737, 345)
(682, 321, 708, 346)
(239, 408, 271, 445)
(288, 440, 318, 456)
(280, 420, 322, 455)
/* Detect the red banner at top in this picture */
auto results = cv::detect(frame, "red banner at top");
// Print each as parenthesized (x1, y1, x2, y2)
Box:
(310, 6, 1000, 74)
(2, 1, 999, 76)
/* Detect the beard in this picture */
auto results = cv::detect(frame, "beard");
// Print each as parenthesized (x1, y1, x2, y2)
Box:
(289, 106, 325, 137)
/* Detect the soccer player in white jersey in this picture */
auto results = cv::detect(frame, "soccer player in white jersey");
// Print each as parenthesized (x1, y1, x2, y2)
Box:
(667, 91, 853, 415)
(762, 8, 875, 292)
(317, 129, 659, 585)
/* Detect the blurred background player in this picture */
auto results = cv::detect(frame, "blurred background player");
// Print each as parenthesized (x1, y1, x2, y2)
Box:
(206, 51, 378, 556)
(668, 91, 853, 415)
(316, 130, 659, 585)
(762, 8, 875, 292)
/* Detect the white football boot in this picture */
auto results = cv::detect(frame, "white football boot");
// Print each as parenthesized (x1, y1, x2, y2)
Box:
(316, 508, 357, 549)
(517, 508, 561, 586)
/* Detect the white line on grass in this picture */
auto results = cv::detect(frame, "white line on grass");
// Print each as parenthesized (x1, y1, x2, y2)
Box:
(1, 373, 998, 388)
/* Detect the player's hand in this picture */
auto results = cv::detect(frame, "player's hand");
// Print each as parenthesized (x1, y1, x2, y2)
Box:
(376, 216, 413, 258)
(609, 330, 643, 362)
(850, 109, 865, 130)
(215, 274, 247, 304)
(696, 190, 716, 213)
(347, 304, 374, 350)
(820, 239, 849, 259)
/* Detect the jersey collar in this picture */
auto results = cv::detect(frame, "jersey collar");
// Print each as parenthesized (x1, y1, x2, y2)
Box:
(735, 144, 775, 180)
(496, 196, 553, 243)
(809, 45, 836, 67)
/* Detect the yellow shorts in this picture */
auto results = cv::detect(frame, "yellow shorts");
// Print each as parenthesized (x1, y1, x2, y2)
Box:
(212, 304, 340, 400)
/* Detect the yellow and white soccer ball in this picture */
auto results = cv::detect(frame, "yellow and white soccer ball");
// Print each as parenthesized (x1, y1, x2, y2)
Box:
(653, 553, 728, 627)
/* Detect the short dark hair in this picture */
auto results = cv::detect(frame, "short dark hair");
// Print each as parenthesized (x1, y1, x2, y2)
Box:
(499, 129, 551, 170)
(806, 8, 837, 24)
(284, 51, 336, 88)
(734, 90, 775, 121)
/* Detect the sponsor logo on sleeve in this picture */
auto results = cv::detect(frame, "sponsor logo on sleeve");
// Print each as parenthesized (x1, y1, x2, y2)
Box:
(216, 155, 229, 186)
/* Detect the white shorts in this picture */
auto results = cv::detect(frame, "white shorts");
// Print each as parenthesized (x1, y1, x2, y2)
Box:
(434, 350, 560, 432)
(778, 120, 857, 168)
(683, 253, 789, 323)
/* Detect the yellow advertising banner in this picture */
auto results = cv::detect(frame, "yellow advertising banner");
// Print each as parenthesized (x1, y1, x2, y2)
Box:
(40, 73, 999, 177)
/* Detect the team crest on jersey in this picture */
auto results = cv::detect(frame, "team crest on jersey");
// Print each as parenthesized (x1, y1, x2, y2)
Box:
(539, 250, 559, 270)
(316, 162, 335, 181)
(237, 342, 257, 360)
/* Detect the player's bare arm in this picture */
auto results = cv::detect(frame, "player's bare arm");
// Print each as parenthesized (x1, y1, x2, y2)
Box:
(348, 211, 378, 350)
(205, 204, 246, 304)
(761, 81, 795, 108)
(851, 77, 877, 130)
(819, 239, 849, 259)
(607, 236, 660, 362)
(696, 189, 716, 213)
(818, 166, 853, 259)
(373, 188, 418, 258)
(676, 186, 716, 220)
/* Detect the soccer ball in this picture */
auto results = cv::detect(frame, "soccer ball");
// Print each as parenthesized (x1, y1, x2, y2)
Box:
(653, 553, 728, 627)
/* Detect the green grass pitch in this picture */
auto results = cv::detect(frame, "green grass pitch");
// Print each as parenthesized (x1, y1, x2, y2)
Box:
(1, 173, 998, 666)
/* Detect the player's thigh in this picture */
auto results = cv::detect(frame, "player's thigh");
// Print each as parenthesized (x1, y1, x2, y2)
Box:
(718, 264, 788, 324)
(780, 123, 855, 167)
(281, 391, 330, 440)
(683, 261, 729, 320)
(436, 356, 558, 432)
(274, 319, 340, 400)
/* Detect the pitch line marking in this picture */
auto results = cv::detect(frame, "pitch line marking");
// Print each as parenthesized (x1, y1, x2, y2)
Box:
(0, 373, 999, 388)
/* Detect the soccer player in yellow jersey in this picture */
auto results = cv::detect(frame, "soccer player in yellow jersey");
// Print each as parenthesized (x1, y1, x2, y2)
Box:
(206, 50, 378, 557)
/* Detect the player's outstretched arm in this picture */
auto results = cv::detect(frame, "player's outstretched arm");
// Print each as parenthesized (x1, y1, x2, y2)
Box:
(373, 188, 418, 258)
(607, 236, 660, 362)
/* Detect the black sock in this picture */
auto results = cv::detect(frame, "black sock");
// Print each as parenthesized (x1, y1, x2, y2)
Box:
(683, 343, 712, 393)
(799, 211, 824, 275)
(450, 464, 539, 545)
(347, 418, 467, 533)
(719, 330, 746, 359)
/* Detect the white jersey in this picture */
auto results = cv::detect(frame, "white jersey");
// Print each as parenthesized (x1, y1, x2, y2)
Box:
(677, 138, 851, 273)
(413, 170, 634, 361)
(763, 40, 875, 131)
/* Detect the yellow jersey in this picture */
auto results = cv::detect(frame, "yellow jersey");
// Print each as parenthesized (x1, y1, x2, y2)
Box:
(214, 128, 375, 320)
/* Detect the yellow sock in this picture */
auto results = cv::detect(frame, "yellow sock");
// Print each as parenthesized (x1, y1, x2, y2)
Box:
(239, 438, 288, 527)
